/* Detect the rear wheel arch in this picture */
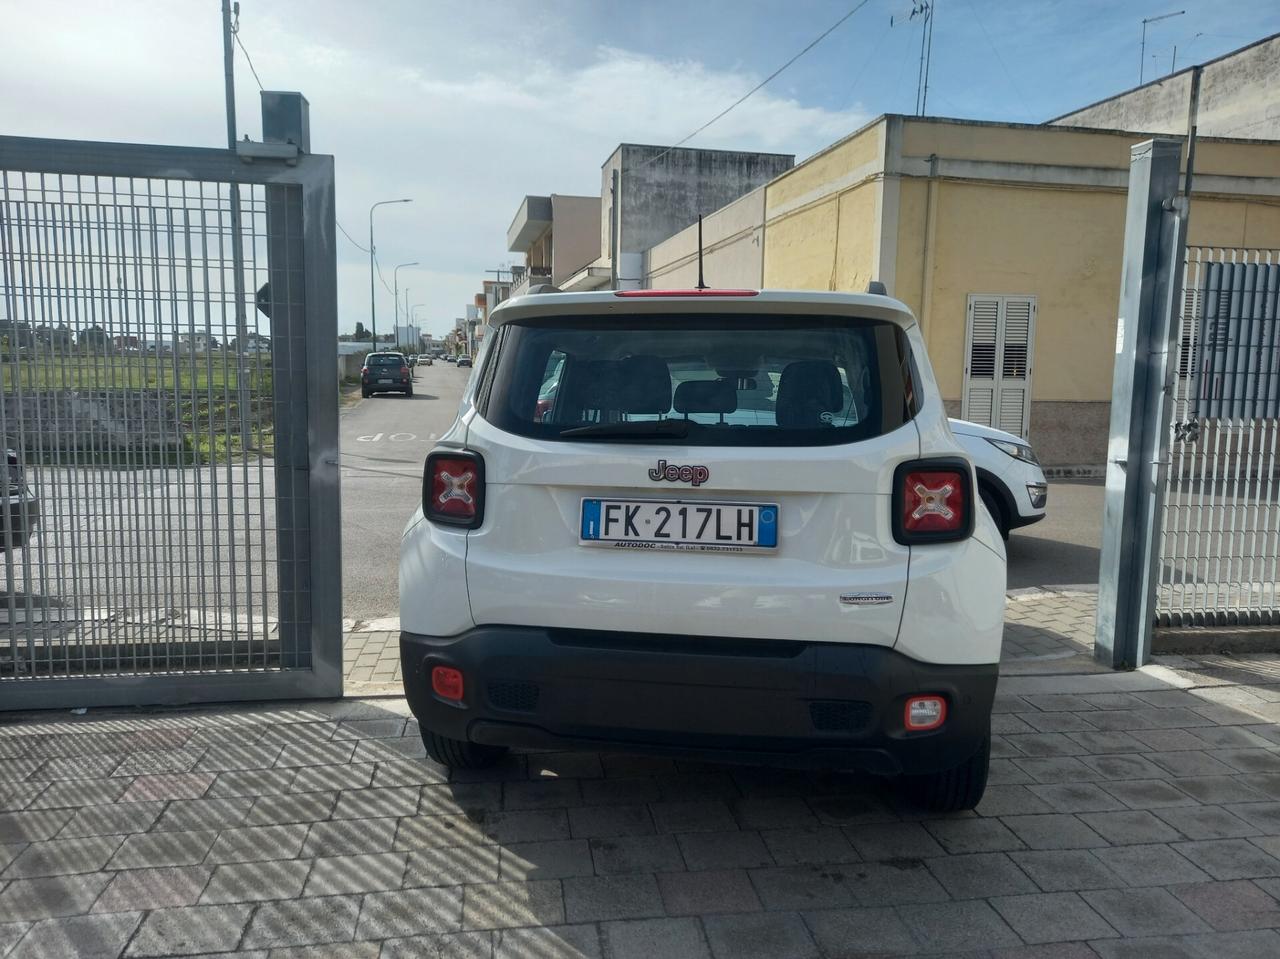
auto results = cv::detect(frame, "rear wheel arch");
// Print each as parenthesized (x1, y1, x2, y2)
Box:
(974, 468, 1012, 537)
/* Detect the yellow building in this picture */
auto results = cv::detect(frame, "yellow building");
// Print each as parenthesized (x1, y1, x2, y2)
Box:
(645, 115, 1280, 467)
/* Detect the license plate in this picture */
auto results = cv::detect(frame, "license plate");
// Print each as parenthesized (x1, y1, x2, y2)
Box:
(580, 499, 778, 552)
(378, 378, 392, 384)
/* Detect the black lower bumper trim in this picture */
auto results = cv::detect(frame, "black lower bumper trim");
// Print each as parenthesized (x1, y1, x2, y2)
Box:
(401, 626, 996, 776)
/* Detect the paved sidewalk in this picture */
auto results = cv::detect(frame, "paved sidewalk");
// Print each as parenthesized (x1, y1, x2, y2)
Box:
(7, 649, 1280, 956)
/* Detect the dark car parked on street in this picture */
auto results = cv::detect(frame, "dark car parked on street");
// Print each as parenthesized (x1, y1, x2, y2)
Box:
(361, 352, 414, 398)
(3, 448, 38, 551)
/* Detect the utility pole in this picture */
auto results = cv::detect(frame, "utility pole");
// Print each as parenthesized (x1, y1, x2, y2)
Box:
(1140, 10, 1184, 84)
(368, 199, 413, 351)
(221, 0, 251, 452)
(392, 260, 417, 344)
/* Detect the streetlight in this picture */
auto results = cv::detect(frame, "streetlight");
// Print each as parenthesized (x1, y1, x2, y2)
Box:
(368, 198, 412, 350)
(411, 304, 426, 352)
(393, 261, 418, 342)
(1140, 10, 1184, 84)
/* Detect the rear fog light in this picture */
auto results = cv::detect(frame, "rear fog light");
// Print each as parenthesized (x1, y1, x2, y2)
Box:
(905, 695, 947, 731)
(432, 666, 465, 701)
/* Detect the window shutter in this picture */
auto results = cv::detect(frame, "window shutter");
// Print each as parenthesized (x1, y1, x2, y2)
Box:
(963, 297, 1000, 429)
(963, 294, 1036, 438)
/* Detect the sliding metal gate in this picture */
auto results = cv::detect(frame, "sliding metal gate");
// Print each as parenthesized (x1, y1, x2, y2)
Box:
(1157, 246, 1280, 627)
(0, 135, 340, 708)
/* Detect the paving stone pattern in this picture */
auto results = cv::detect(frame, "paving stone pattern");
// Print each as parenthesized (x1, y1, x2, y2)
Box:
(1002, 590, 1097, 663)
(7, 674, 1280, 957)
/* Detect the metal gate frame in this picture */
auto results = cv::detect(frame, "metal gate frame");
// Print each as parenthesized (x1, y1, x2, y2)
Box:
(0, 133, 341, 707)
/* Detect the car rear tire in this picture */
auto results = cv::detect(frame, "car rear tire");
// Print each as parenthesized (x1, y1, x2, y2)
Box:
(361, 388, 371, 398)
(903, 733, 990, 812)
(406, 386, 414, 398)
(420, 728, 507, 770)
(980, 486, 1009, 540)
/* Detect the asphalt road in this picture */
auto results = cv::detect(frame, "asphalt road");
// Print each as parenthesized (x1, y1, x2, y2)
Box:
(338, 360, 1109, 618)
(1006, 477, 1105, 589)
(340, 361, 470, 623)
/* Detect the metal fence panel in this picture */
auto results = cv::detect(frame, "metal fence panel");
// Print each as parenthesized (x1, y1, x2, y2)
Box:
(1158, 246, 1280, 627)
(0, 136, 340, 707)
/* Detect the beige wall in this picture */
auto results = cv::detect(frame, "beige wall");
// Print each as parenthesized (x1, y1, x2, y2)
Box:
(644, 188, 765, 289)
(760, 120, 887, 292)
(549, 195, 601, 286)
(891, 119, 1280, 406)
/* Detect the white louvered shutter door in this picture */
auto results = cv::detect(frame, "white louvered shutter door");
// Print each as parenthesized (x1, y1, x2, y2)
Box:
(963, 294, 1036, 438)
(998, 296, 1034, 437)
(963, 296, 1000, 428)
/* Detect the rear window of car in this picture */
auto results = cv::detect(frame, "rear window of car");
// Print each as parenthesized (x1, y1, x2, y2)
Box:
(481, 314, 918, 446)
(366, 354, 403, 367)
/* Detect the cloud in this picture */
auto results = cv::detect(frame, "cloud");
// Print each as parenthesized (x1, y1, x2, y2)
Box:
(0, 2, 871, 336)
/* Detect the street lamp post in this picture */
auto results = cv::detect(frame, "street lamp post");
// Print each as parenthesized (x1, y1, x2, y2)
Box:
(392, 261, 418, 348)
(1140, 10, 1185, 84)
(368, 199, 412, 350)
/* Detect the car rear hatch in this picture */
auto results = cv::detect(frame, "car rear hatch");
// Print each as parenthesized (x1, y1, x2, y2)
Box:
(457, 292, 923, 647)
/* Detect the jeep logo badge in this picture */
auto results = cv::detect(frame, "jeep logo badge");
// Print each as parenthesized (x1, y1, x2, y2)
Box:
(648, 459, 710, 487)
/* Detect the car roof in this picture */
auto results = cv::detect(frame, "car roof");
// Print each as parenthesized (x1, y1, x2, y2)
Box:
(488, 289, 917, 329)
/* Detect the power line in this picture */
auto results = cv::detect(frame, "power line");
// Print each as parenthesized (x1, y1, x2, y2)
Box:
(234, 33, 265, 92)
(962, 0, 1035, 120)
(374, 255, 394, 296)
(336, 220, 371, 253)
(636, 0, 873, 170)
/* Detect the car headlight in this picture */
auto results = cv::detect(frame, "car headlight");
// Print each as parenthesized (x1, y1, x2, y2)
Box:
(986, 438, 1040, 466)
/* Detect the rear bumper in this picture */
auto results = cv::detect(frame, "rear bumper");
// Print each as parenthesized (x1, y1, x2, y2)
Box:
(400, 627, 996, 776)
(363, 379, 411, 392)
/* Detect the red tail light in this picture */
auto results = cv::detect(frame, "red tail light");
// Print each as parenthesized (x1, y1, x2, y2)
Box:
(400, 366, 410, 376)
(360, 366, 369, 376)
(423, 451, 485, 529)
(892, 459, 973, 545)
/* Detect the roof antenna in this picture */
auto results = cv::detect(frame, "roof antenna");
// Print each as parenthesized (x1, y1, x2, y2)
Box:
(696, 214, 708, 290)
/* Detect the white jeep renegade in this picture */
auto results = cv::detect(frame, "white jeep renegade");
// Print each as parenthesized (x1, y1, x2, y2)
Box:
(400, 288, 1006, 811)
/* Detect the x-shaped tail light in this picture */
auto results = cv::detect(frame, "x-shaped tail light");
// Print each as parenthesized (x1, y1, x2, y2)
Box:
(436, 469, 475, 507)
(910, 481, 956, 521)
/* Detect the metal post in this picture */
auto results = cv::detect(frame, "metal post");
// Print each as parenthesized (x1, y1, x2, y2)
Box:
(1140, 20, 1147, 84)
(369, 208, 377, 350)
(1095, 138, 1189, 669)
(221, 0, 251, 452)
(1183, 66, 1202, 198)
(369, 201, 412, 350)
(610, 168, 619, 291)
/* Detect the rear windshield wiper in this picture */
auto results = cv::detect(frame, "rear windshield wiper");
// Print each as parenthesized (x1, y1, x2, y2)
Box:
(559, 418, 691, 439)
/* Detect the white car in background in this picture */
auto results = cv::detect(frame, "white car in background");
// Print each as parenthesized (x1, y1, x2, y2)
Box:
(949, 419, 1047, 540)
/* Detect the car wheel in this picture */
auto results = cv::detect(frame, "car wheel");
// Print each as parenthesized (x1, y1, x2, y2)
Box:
(361, 388, 371, 398)
(420, 728, 507, 770)
(980, 486, 1009, 540)
(903, 733, 989, 812)
(405, 386, 414, 398)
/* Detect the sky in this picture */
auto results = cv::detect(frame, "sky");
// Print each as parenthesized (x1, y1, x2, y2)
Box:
(2, 1, 1277, 338)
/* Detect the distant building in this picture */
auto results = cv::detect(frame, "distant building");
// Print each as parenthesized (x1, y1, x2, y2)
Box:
(503, 144, 794, 293)
(393, 324, 421, 351)
(507, 194, 601, 297)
